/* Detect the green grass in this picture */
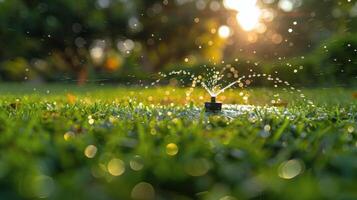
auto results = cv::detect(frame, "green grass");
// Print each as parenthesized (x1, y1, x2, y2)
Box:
(0, 84, 356, 200)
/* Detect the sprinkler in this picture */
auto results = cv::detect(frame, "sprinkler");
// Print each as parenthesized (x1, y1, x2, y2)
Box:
(205, 96, 222, 112)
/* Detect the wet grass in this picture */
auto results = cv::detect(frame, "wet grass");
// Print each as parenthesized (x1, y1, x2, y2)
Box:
(0, 84, 356, 200)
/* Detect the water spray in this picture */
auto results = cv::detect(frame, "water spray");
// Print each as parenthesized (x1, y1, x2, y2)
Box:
(202, 80, 242, 113)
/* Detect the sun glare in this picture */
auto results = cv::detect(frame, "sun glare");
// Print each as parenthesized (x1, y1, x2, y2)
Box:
(223, 0, 262, 32)
(236, 7, 261, 31)
(223, 0, 257, 11)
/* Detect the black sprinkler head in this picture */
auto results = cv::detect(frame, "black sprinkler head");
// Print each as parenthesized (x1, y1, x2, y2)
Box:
(205, 96, 222, 112)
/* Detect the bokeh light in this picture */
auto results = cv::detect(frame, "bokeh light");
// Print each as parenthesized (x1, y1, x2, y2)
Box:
(278, 159, 304, 179)
(224, 0, 262, 31)
(131, 182, 155, 200)
(63, 131, 75, 141)
(184, 158, 210, 176)
(32, 175, 55, 198)
(223, 0, 257, 11)
(130, 155, 144, 171)
(278, 0, 295, 12)
(218, 25, 231, 38)
(84, 145, 98, 158)
(107, 158, 125, 176)
(166, 143, 179, 156)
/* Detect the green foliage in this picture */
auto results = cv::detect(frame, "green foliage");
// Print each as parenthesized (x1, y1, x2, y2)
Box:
(0, 85, 356, 199)
(0, 58, 29, 81)
(317, 34, 357, 86)
(1, 0, 357, 84)
(162, 33, 357, 87)
(256, 34, 357, 87)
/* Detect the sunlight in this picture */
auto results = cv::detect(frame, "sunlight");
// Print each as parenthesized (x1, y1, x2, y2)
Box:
(223, 0, 262, 31)
(236, 7, 261, 31)
(223, 0, 257, 11)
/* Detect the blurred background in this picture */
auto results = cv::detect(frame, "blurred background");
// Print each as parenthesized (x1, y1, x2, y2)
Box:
(0, 0, 356, 86)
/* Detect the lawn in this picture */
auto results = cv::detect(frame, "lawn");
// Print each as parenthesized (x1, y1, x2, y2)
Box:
(0, 84, 356, 200)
